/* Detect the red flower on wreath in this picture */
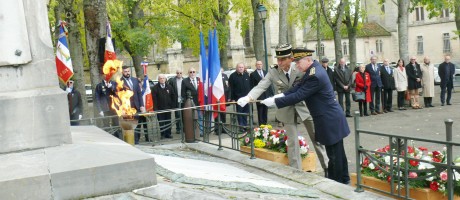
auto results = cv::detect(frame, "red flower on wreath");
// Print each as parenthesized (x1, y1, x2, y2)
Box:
(418, 146, 428, 151)
(430, 181, 439, 191)
(407, 146, 414, 154)
(387, 176, 392, 183)
(362, 157, 370, 168)
(409, 159, 419, 167)
(384, 145, 391, 152)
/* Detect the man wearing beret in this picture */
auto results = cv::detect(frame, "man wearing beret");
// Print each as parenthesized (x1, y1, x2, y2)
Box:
(237, 44, 328, 175)
(261, 48, 350, 184)
(321, 57, 335, 89)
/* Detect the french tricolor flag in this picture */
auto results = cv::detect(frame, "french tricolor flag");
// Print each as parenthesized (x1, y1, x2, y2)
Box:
(208, 29, 226, 117)
(104, 21, 117, 81)
(198, 32, 208, 108)
(55, 21, 73, 84)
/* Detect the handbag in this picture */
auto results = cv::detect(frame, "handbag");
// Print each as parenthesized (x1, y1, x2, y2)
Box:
(352, 92, 366, 102)
(405, 90, 411, 101)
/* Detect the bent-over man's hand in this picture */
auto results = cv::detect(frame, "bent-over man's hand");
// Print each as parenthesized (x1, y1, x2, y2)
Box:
(237, 96, 251, 107)
(261, 97, 276, 108)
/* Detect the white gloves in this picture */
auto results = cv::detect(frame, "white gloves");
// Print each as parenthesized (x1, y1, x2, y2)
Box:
(140, 106, 146, 113)
(107, 82, 112, 88)
(237, 96, 251, 107)
(99, 111, 104, 117)
(273, 93, 285, 98)
(261, 97, 276, 107)
(78, 115, 82, 120)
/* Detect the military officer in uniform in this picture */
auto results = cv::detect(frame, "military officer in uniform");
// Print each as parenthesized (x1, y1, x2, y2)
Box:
(237, 44, 328, 174)
(261, 48, 350, 184)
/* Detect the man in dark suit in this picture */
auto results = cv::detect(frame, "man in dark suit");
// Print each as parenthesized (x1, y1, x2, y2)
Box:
(321, 57, 335, 89)
(250, 61, 273, 125)
(181, 67, 200, 106)
(365, 56, 384, 115)
(380, 59, 396, 112)
(438, 55, 455, 106)
(153, 74, 176, 139)
(229, 63, 251, 130)
(168, 69, 184, 133)
(95, 75, 120, 137)
(66, 80, 83, 126)
(121, 66, 145, 144)
(261, 48, 350, 184)
(334, 58, 353, 117)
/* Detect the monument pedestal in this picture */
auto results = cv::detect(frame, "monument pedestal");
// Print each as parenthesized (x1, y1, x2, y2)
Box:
(0, 126, 157, 200)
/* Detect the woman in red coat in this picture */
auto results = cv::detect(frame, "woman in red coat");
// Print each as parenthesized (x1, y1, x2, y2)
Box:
(354, 64, 372, 116)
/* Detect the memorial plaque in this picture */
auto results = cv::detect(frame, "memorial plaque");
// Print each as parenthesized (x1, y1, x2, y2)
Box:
(0, 0, 32, 66)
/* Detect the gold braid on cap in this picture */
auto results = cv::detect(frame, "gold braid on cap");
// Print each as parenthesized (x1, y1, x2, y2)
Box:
(293, 52, 312, 59)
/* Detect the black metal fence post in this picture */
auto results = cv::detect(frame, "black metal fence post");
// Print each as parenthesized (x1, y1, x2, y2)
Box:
(354, 111, 364, 192)
(445, 119, 454, 200)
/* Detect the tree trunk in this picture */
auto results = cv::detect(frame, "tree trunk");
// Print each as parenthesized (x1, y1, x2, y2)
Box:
(65, 3, 89, 117)
(218, 0, 229, 70)
(316, 0, 322, 61)
(132, 55, 143, 78)
(397, 0, 409, 64)
(344, 0, 359, 69)
(251, 0, 264, 63)
(347, 27, 357, 68)
(319, 0, 345, 65)
(279, 0, 288, 44)
(332, 29, 343, 65)
(455, 1, 460, 34)
(83, 0, 106, 117)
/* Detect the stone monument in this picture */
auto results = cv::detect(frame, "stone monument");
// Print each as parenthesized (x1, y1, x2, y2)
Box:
(0, 0, 156, 199)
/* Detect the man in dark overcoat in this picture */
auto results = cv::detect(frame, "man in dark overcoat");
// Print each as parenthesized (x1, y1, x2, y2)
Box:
(152, 74, 176, 139)
(438, 55, 455, 106)
(261, 48, 350, 184)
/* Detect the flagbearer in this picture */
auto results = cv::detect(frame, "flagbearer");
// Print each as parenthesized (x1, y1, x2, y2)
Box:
(95, 74, 120, 137)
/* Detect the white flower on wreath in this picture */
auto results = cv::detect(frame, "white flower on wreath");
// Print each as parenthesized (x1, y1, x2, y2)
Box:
(425, 173, 434, 181)
(439, 184, 446, 192)
(454, 170, 460, 181)
(300, 146, 308, 154)
(263, 132, 269, 140)
(272, 137, 280, 145)
(254, 130, 261, 137)
(369, 163, 375, 170)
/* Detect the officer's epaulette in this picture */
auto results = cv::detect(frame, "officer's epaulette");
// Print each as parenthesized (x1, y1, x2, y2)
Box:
(309, 67, 316, 76)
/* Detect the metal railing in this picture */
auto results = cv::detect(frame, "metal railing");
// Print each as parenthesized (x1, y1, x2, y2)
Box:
(353, 111, 460, 199)
(192, 101, 256, 158)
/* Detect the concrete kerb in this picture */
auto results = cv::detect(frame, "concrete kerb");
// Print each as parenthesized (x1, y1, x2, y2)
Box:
(184, 142, 388, 200)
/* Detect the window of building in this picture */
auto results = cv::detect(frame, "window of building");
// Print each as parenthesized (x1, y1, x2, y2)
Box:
(376, 40, 383, 53)
(417, 36, 424, 55)
(441, 9, 450, 18)
(443, 33, 451, 53)
(415, 7, 425, 21)
(316, 43, 325, 56)
(342, 42, 348, 55)
(244, 29, 251, 47)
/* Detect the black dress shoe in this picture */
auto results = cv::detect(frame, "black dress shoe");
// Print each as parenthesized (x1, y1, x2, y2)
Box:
(165, 135, 173, 139)
(364, 113, 370, 116)
(429, 104, 435, 107)
(447, 103, 452, 105)
(442, 103, 445, 106)
(346, 114, 352, 117)
(388, 109, 394, 112)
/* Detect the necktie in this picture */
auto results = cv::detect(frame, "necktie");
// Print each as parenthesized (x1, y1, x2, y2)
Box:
(386, 67, 390, 74)
(127, 79, 133, 90)
(286, 73, 290, 82)
(259, 70, 264, 78)
(192, 79, 196, 89)
(374, 65, 377, 72)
